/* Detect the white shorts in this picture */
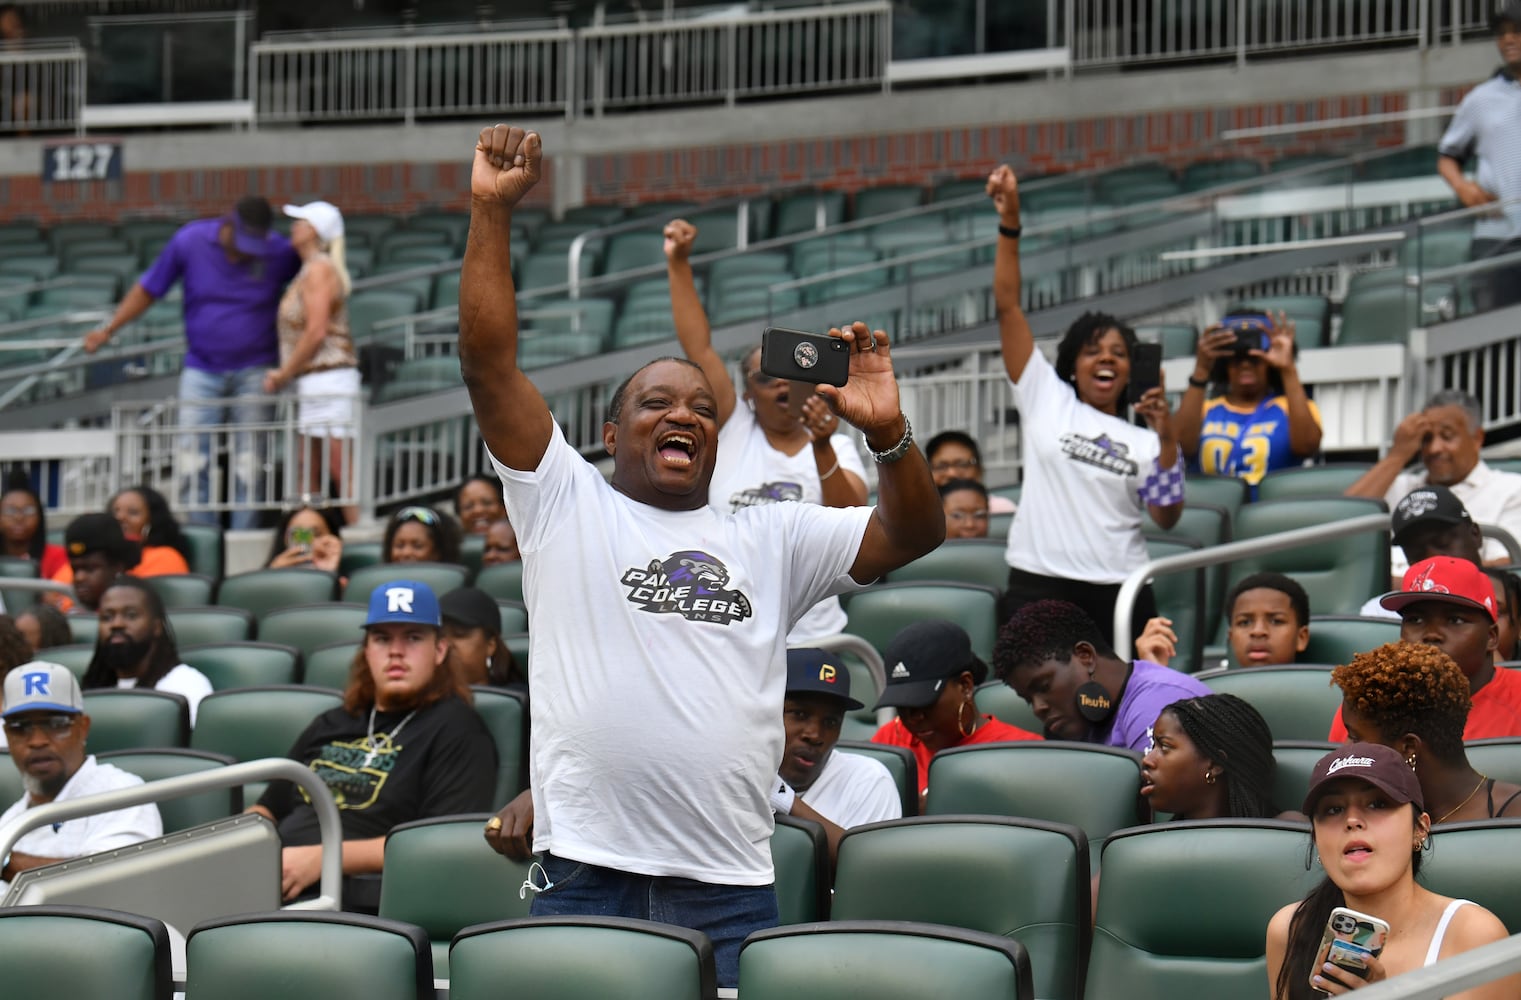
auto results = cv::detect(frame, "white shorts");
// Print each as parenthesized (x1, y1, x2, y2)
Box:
(296, 367, 360, 439)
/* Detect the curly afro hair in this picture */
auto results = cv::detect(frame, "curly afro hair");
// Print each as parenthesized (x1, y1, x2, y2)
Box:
(1331, 641, 1471, 759)
(993, 599, 1114, 681)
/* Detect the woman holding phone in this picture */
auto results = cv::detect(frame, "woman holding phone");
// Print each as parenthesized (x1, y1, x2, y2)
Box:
(987, 166, 1183, 641)
(1266, 742, 1515, 999)
(1173, 312, 1321, 497)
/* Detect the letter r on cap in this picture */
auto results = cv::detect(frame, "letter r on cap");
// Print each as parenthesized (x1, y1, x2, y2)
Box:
(818, 665, 837, 683)
(23, 672, 49, 697)
(386, 588, 414, 614)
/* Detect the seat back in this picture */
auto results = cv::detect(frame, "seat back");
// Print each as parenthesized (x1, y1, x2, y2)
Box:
(740, 921, 1034, 1000)
(1145, 535, 1205, 673)
(1086, 821, 1322, 1000)
(68, 613, 99, 644)
(0, 905, 172, 1000)
(925, 743, 1147, 850)
(773, 814, 830, 925)
(166, 606, 254, 646)
(1298, 616, 1401, 668)
(1184, 474, 1248, 530)
(1197, 665, 1339, 742)
(1256, 463, 1374, 501)
(845, 582, 1001, 660)
(302, 640, 359, 689)
(835, 740, 918, 817)
(449, 916, 717, 1000)
(179, 642, 301, 690)
(1271, 741, 1335, 814)
(179, 524, 225, 582)
(342, 562, 469, 604)
(338, 540, 384, 576)
(886, 539, 1009, 592)
(1227, 497, 1389, 618)
(190, 685, 344, 762)
(378, 814, 535, 978)
(469, 685, 528, 804)
(0, 553, 37, 613)
(82, 689, 190, 751)
(1462, 740, 1521, 786)
(185, 911, 433, 1000)
(39, 642, 94, 677)
(832, 816, 1088, 1000)
(96, 748, 242, 833)
(474, 561, 525, 602)
(143, 573, 215, 608)
(1419, 819, 1521, 934)
(257, 603, 368, 656)
(216, 569, 338, 620)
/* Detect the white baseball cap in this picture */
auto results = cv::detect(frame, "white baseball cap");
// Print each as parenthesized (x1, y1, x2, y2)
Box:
(3, 662, 84, 717)
(282, 200, 344, 243)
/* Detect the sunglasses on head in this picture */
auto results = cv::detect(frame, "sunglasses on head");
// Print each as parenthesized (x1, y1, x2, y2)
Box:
(396, 506, 439, 526)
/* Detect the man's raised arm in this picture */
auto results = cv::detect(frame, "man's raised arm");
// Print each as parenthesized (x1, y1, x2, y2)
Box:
(459, 124, 556, 471)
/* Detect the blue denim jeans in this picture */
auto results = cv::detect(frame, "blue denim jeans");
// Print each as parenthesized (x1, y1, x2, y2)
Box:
(528, 853, 779, 988)
(177, 365, 271, 530)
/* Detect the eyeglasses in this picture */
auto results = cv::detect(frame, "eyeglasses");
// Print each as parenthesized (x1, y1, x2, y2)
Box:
(0, 504, 39, 518)
(395, 506, 438, 526)
(946, 510, 990, 523)
(3, 715, 76, 737)
(930, 459, 979, 474)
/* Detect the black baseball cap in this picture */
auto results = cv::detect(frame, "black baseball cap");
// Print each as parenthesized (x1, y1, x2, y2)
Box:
(1391, 485, 1473, 546)
(439, 587, 502, 634)
(64, 512, 140, 569)
(785, 648, 864, 710)
(1492, 0, 1521, 29)
(875, 620, 988, 710)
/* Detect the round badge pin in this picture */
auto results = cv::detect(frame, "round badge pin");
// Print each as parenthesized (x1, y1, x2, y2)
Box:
(793, 343, 818, 369)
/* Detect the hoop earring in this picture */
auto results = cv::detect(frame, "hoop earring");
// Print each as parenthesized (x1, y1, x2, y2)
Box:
(958, 697, 975, 739)
(1204, 770, 1216, 785)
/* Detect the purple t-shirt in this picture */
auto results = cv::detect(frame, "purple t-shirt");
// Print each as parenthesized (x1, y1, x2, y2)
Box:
(138, 218, 301, 373)
(1103, 659, 1212, 753)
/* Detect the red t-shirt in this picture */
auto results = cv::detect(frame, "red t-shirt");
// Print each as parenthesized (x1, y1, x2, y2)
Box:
(1328, 666, 1521, 741)
(872, 715, 1041, 792)
(39, 543, 67, 580)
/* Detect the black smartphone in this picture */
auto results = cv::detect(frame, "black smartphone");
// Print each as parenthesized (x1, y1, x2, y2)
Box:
(760, 327, 851, 388)
(1222, 310, 1273, 354)
(1127, 342, 1162, 404)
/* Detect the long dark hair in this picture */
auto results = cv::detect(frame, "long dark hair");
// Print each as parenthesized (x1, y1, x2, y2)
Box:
(81, 577, 182, 691)
(1166, 693, 1279, 818)
(342, 628, 474, 714)
(2, 469, 48, 563)
(382, 505, 462, 565)
(113, 485, 190, 561)
(1274, 812, 1426, 1000)
(264, 505, 345, 567)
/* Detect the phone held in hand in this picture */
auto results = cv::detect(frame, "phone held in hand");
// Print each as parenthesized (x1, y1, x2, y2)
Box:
(1222, 310, 1273, 355)
(1126, 342, 1163, 405)
(761, 327, 851, 388)
(1311, 906, 1390, 993)
(288, 526, 315, 555)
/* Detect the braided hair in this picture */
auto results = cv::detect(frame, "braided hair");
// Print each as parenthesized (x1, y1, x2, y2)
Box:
(1165, 693, 1280, 818)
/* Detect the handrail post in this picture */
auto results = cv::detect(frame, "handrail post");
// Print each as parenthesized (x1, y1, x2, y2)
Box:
(567, 232, 587, 300)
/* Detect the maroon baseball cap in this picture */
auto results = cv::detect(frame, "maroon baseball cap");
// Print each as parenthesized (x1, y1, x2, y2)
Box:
(1302, 742, 1424, 815)
(1379, 555, 1498, 623)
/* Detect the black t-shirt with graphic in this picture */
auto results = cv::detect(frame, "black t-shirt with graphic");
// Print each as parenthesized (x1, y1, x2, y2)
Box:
(257, 695, 497, 845)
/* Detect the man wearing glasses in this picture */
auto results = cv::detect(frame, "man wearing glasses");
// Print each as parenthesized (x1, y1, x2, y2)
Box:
(0, 662, 162, 886)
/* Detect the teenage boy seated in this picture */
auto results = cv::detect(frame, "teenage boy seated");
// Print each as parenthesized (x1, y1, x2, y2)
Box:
(1138, 572, 1310, 670)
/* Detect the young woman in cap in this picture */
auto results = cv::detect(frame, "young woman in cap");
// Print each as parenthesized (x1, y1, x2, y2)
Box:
(871, 620, 1040, 801)
(1267, 742, 1516, 999)
(1333, 642, 1521, 824)
(249, 579, 495, 901)
(263, 200, 359, 524)
(1140, 693, 1297, 821)
(439, 586, 523, 689)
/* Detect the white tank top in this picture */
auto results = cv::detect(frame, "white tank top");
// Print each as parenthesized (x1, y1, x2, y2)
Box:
(1424, 899, 1475, 967)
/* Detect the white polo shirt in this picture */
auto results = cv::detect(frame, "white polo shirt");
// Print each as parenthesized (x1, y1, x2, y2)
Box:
(1385, 461, 1521, 575)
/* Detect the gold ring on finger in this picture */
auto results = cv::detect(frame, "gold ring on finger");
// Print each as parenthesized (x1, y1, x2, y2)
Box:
(485, 817, 502, 832)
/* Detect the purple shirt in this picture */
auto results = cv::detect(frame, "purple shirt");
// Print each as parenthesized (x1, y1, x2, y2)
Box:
(1103, 659, 1211, 753)
(138, 218, 301, 373)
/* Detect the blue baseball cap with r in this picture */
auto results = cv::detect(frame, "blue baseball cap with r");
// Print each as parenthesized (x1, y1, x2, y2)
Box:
(363, 580, 442, 628)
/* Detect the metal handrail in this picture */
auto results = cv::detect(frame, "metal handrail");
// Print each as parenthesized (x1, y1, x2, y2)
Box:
(1351, 933, 1521, 1000)
(1113, 513, 1392, 658)
(1481, 524, 1521, 564)
(0, 757, 344, 912)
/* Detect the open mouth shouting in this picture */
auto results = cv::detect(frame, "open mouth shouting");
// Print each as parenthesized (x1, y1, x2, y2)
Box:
(657, 431, 698, 468)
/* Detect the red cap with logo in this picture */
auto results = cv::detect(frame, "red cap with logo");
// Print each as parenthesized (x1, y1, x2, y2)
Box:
(1379, 555, 1497, 623)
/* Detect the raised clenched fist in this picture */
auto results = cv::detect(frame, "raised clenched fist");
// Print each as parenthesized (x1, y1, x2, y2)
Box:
(664, 219, 697, 262)
(473, 125, 542, 207)
(986, 164, 1021, 225)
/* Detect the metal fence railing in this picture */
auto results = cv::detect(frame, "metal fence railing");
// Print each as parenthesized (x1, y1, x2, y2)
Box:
(0, 39, 85, 133)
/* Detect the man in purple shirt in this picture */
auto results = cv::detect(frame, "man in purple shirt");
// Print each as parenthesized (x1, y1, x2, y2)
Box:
(992, 598, 1209, 752)
(84, 197, 301, 529)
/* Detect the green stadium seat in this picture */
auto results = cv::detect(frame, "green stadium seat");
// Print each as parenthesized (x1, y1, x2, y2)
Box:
(431, 269, 460, 310)
(1298, 615, 1402, 667)
(82, 688, 189, 751)
(0, 222, 43, 244)
(710, 287, 803, 325)
(450, 916, 716, 1000)
(562, 204, 627, 227)
(1462, 740, 1521, 786)
(378, 814, 535, 977)
(118, 220, 180, 252)
(855, 184, 924, 219)
(1152, 503, 1230, 640)
(602, 231, 665, 277)
(740, 921, 1033, 1000)
(470, 685, 527, 804)
(167, 605, 253, 646)
(1421, 819, 1521, 936)
(709, 252, 791, 287)
(519, 331, 607, 368)
(190, 685, 344, 770)
(144, 573, 215, 608)
(60, 237, 131, 265)
(185, 912, 433, 1000)
(39, 642, 93, 677)
(975, 680, 1044, 737)
(530, 221, 601, 253)
(348, 289, 424, 341)
(932, 177, 987, 202)
(685, 209, 742, 254)
(1361, 145, 1439, 181)
(1135, 324, 1197, 360)
(1271, 740, 1334, 814)
(613, 303, 677, 348)
(1401, 226, 1473, 273)
(39, 281, 116, 308)
(1145, 535, 1206, 674)
(0, 906, 172, 1000)
(474, 562, 524, 603)
(886, 538, 1009, 592)
(68, 614, 100, 645)
(257, 602, 369, 657)
(179, 524, 225, 582)
(1086, 821, 1322, 1000)
(497, 600, 528, 636)
(1225, 497, 1389, 619)
(775, 190, 847, 236)
(832, 815, 1088, 1000)
(377, 229, 450, 260)
(386, 244, 455, 267)
(71, 253, 142, 285)
(1255, 463, 1374, 500)
(216, 568, 339, 620)
(772, 814, 830, 925)
(835, 740, 918, 817)
(342, 562, 469, 605)
(338, 542, 384, 578)
(1184, 474, 1249, 530)
(1197, 665, 1339, 742)
(926, 743, 1147, 853)
(47, 221, 116, 253)
(179, 641, 301, 691)
(517, 296, 615, 339)
(0, 553, 38, 615)
(1181, 158, 1262, 191)
(302, 640, 358, 690)
(845, 582, 1001, 661)
(96, 748, 242, 832)
(0, 255, 61, 281)
(406, 212, 470, 250)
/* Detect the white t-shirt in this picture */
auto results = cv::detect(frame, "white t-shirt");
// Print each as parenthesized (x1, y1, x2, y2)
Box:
(1005, 350, 1160, 583)
(1385, 461, 1521, 576)
(0, 756, 163, 890)
(116, 663, 213, 726)
(798, 749, 902, 829)
(491, 424, 873, 885)
(707, 403, 868, 643)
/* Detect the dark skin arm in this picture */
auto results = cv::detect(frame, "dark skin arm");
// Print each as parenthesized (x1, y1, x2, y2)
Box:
(1345, 411, 1428, 500)
(1438, 154, 1496, 208)
(82, 283, 156, 353)
(2, 850, 67, 880)
(789, 797, 847, 868)
(665, 219, 737, 428)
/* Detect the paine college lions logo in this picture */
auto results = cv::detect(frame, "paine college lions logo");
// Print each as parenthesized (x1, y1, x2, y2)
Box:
(621, 550, 753, 625)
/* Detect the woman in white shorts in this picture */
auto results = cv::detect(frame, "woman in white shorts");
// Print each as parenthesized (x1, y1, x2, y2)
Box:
(264, 200, 359, 524)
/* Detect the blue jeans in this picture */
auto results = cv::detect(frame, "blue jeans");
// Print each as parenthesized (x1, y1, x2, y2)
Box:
(177, 365, 271, 531)
(528, 853, 778, 988)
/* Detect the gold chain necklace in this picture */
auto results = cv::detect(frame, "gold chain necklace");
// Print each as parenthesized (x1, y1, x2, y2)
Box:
(1435, 774, 1488, 824)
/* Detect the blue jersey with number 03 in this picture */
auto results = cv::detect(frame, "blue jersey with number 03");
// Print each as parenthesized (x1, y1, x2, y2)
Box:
(1192, 395, 1321, 495)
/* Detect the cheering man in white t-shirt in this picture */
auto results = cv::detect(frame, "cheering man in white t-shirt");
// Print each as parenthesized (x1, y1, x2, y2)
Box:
(460, 124, 944, 987)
